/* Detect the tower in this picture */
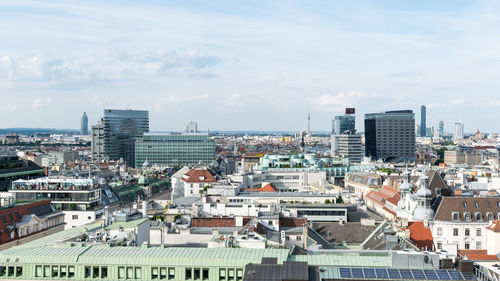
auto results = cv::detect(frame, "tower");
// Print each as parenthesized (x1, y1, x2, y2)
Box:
(398, 167, 413, 211)
(420, 105, 426, 137)
(80, 112, 89, 135)
(307, 113, 311, 137)
(412, 171, 435, 221)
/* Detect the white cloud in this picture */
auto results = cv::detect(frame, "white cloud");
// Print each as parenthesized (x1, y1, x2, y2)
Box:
(155, 94, 209, 112)
(31, 97, 51, 109)
(312, 91, 374, 112)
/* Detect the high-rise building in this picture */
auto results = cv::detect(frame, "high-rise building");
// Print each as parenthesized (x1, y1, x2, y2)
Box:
(80, 112, 89, 135)
(454, 122, 464, 140)
(91, 122, 105, 162)
(103, 109, 149, 167)
(364, 110, 416, 162)
(439, 121, 444, 137)
(331, 109, 357, 160)
(420, 105, 426, 137)
(337, 134, 363, 164)
(134, 133, 215, 167)
(332, 115, 355, 135)
(185, 121, 198, 133)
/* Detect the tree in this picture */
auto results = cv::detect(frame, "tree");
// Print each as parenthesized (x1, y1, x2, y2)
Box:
(324, 199, 331, 204)
(337, 196, 344, 204)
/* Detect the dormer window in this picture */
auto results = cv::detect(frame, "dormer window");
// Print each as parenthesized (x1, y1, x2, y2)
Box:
(452, 212, 460, 221)
(474, 201, 479, 208)
(486, 201, 490, 208)
(464, 212, 471, 221)
(463, 201, 468, 208)
(486, 212, 494, 221)
(475, 213, 482, 221)
(199, 176, 205, 181)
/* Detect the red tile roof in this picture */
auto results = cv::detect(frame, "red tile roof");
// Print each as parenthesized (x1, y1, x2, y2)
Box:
(383, 207, 397, 218)
(191, 217, 251, 228)
(407, 221, 434, 250)
(181, 169, 217, 183)
(246, 183, 278, 192)
(0, 200, 52, 244)
(366, 186, 401, 207)
(279, 217, 307, 228)
(466, 254, 499, 261)
(458, 249, 487, 256)
(487, 220, 500, 232)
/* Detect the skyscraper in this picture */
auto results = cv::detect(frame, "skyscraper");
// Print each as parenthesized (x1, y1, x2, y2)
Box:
(364, 110, 416, 162)
(331, 108, 360, 163)
(439, 121, 444, 137)
(332, 115, 355, 135)
(102, 109, 149, 167)
(454, 122, 464, 140)
(420, 105, 426, 137)
(91, 122, 105, 162)
(80, 112, 89, 135)
(185, 121, 198, 133)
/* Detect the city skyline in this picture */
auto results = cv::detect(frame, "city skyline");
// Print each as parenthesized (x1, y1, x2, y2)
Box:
(1, 1, 500, 132)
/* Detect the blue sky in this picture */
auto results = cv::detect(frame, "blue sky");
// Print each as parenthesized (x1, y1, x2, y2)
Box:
(1, 0, 500, 133)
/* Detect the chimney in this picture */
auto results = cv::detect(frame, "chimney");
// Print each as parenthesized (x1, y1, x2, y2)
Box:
(142, 200, 147, 218)
(104, 206, 110, 226)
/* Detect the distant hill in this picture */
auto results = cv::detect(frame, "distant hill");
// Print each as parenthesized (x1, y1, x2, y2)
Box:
(0, 128, 80, 135)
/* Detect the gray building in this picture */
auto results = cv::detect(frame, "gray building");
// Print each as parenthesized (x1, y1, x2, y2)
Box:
(337, 134, 363, 164)
(81, 112, 89, 135)
(135, 133, 215, 167)
(91, 123, 105, 162)
(185, 121, 198, 133)
(420, 105, 426, 137)
(364, 110, 416, 162)
(103, 109, 149, 167)
(439, 121, 444, 137)
(332, 115, 355, 135)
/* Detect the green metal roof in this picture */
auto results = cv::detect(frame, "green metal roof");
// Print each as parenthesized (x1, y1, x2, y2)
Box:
(15, 223, 102, 249)
(0, 168, 45, 178)
(289, 252, 391, 267)
(105, 218, 149, 230)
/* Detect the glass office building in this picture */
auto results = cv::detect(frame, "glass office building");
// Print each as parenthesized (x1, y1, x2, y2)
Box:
(102, 109, 149, 167)
(135, 133, 215, 167)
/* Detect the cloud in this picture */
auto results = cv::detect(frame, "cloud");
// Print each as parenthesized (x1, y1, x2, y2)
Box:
(312, 91, 375, 112)
(0, 50, 222, 91)
(31, 97, 52, 109)
(155, 94, 209, 112)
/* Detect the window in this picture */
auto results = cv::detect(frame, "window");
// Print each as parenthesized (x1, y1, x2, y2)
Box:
(35, 265, 42, 277)
(437, 242, 442, 250)
(118, 267, 125, 279)
(475, 213, 482, 221)
(452, 213, 460, 221)
(0, 266, 5, 277)
(463, 201, 468, 208)
(465, 241, 470, 249)
(8, 266, 14, 277)
(44, 265, 50, 277)
(16, 266, 22, 277)
(186, 268, 192, 280)
(464, 213, 471, 221)
(228, 269, 235, 281)
(68, 266, 75, 278)
(52, 265, 59, 277)
(93, 267, 99, 278)
(152, 267, 159, 279)
(101, 267, 108, 278)
(135, 267, 142, 279)
(168, 268, 175, 280)
(465, 228, 470, 236)
(237, 269, 243, 281)
(219, 269, 226, 281)
(437, 227, 443, 235)
(85, 266, 91, 278)
(486, 201, 490, 208)
(203, 269, 209, 280)
(474, 201, 479, 208)
(194, 268, 201, 280)
(72, 215, 78, 220)
(476, 241, 482, 249)
(477, 228, 482, 236)
(453, 228, 459, 236)
(60, 266, 67, 278)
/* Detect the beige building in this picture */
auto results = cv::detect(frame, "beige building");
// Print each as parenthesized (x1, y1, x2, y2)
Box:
(444, 150, 482, 166)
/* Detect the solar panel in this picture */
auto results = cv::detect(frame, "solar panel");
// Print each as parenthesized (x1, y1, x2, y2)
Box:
(388, 269, 401, 279)
(352, 268, 364, 278)
(424, 270, 439, 280)
(363, 268, 376, 278)
(376, 268, 390, 279)
(448, 271, 464, 280)
(461, 272, 475, 281)
(412, 270, 426, 280)
(400, 269, 414, 279)
(340, 268, 352, 278)
(437, 270, 452, 280)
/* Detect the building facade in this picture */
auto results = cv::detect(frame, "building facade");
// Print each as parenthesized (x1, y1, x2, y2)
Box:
(332, 115, 355, 135)
(91, 123, 105, 162)
(80, 112, 88, 135)
(420, 105, 426, 137)
(454, 122, 464, 140)
(185, 121, 198, 133)
(0, 156, 45, 192)
(336, 134, 363, 164)
(103, 109, 149, 167)
(134, 133, 215, 167)
(364, 110, 416, 162)
(439, 121, 444, 137)
(444, 150, 482, 166)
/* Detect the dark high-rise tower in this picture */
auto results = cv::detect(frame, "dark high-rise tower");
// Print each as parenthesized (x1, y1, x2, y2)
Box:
(102, 109, 149, 167)
(420, 105, 426, 137)
(80, 112, 89, 135)
(364, 110, 415, 162)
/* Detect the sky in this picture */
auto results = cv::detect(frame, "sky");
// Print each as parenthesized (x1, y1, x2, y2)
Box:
(1, 0, 500, 133)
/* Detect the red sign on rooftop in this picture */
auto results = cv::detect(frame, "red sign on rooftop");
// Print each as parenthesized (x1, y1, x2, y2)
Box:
(345, 108, 355, 114)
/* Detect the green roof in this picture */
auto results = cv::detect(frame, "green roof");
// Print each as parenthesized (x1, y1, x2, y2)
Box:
(105, 218, 149, 230)
(16, 223, 102, 249)
(0, 168, 45, 178)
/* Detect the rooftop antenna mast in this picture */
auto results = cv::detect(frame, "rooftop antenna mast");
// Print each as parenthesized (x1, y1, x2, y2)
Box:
(307, 113, 311, 137)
